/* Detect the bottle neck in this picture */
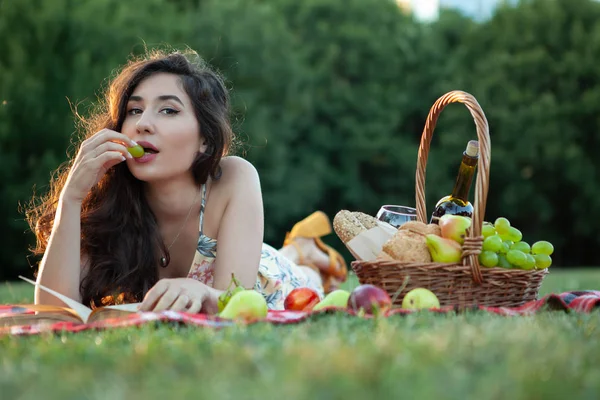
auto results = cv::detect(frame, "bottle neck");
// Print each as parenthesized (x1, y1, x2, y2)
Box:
(451, 153, 477, 202)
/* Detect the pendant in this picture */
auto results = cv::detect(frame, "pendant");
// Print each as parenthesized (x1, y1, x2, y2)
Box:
(160, 256, 168, 268)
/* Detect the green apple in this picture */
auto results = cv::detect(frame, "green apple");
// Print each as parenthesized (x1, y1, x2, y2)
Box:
(401, 288, 440, 310)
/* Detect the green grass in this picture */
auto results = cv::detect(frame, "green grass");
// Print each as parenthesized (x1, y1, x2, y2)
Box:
(1, 269, 599, 400)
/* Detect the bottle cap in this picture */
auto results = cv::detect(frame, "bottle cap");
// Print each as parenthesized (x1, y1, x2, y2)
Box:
(465, 140, 479, 157)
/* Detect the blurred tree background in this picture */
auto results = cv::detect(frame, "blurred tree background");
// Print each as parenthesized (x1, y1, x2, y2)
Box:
(1, 0, 599, 280)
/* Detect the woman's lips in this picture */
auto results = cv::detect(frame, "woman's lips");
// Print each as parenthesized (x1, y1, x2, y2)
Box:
(133, 152, 157, 163)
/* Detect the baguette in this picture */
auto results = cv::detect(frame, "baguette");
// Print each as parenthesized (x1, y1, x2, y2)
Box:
(352, 212, 378, 230)
(333, 210, 368, 243)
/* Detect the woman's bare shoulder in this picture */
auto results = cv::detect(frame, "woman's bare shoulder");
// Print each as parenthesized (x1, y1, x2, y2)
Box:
(216, 156, 260, 185)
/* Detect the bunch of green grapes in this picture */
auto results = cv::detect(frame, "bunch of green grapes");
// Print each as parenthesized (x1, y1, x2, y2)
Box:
(478, 217, 554, 270)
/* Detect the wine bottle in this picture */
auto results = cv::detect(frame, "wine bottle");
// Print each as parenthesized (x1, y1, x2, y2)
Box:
(430, 140, 479, 224)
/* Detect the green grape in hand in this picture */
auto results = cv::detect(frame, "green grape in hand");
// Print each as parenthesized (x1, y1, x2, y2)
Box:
(127, 144, 145, 158)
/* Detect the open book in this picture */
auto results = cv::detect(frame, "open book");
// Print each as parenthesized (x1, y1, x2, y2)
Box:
(0, 276, 141, 327)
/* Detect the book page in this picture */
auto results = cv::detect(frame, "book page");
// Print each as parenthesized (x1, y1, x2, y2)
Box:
(0, 303, 84, 327)
(18, 276, 92, 322)
(87, 305, 140, 324)
(105, 303, 141, 312)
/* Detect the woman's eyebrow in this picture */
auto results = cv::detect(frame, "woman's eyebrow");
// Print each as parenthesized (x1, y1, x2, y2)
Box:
(128, 95, 184, 107)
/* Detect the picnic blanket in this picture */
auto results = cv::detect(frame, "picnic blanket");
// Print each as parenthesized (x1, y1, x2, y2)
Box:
(1, 290, 598, 337)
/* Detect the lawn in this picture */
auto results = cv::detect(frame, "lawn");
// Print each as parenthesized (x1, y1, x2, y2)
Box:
(1, 269, 599, 400)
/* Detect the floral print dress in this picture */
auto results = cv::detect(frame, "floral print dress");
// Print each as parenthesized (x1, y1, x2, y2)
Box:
(187, 184, 324, 309)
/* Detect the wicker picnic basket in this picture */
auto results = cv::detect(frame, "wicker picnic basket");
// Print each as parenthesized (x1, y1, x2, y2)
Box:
(351, 90, 548, 309)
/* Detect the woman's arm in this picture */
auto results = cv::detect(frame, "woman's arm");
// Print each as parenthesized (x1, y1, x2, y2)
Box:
(35, 129, 134, 306)
(35, 197, 85, 305)
(211, 156, 264, 290)
(139, 157, 264, 314)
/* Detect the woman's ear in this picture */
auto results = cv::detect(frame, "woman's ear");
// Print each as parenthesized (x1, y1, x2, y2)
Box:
(199, 139, 208, 154)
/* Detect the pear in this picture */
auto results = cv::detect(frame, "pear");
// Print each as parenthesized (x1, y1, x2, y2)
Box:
(219, 290, 268, 321)
(312, 289, 351, 311)
(425, 234, 462, 263)
(439, 214, 472, 245)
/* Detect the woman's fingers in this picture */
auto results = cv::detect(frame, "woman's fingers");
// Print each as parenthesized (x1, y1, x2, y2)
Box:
(83, 128, 137, 153)
(139, 280, 170, 312)
(91, 151, 127, 167)
(170, 294, 191, 312)
(92, 141, 133, 160)
(61, 129, 134, 203)
(186, 299, 203, 314)
(138, 279, 206, 314)
(151, 289, 181, 312)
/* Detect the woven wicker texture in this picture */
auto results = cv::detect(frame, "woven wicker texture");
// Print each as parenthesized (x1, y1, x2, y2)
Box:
(351, 91, 548, 308)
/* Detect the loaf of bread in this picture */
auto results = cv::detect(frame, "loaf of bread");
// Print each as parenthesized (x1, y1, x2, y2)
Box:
(380, 221, 433, 263)
(352, 212, 378, 230)
(333, 210, 382, 242)
(333, 210, 368, 243)
(398, 221, 441, 236)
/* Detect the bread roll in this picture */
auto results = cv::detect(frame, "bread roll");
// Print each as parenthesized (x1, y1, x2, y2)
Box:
(380, 224, 432, 263)
(426, 223, 441, 236)
(398, 221, 429, 235)
(398, 221, 441, 236)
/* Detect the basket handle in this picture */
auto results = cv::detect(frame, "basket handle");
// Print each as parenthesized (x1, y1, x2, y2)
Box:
(415, 91, 490, 284)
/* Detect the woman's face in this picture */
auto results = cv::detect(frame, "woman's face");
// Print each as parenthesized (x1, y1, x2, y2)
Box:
(121, 72, 204, 183)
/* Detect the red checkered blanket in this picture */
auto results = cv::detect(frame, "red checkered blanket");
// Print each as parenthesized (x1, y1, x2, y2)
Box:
(1, 291, 598, 337)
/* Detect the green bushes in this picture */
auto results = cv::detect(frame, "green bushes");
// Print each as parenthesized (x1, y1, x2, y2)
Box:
(1, 0, 598, 278)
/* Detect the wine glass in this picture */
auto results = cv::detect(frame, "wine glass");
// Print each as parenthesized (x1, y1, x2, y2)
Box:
(376, 205, 418, 229)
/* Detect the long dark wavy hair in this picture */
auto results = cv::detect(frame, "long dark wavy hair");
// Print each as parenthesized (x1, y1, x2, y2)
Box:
(25, 49, 234, 307)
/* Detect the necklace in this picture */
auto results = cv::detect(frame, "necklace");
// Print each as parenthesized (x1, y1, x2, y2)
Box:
(160, 189, 200, 268)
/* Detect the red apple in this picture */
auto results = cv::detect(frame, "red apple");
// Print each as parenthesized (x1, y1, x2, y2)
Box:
(347, 284, 392, 315)
(284, 287, 321, 311)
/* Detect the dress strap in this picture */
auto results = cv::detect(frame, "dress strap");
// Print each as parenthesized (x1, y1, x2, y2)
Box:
(199, 184, 207, 235)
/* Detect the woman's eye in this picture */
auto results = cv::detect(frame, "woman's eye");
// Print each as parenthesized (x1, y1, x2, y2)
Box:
(127, 108, 142, 115)
(161, 108, 180, 115)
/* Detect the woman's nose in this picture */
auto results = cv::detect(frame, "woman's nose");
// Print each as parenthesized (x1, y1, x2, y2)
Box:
(136, 112, 154, 134)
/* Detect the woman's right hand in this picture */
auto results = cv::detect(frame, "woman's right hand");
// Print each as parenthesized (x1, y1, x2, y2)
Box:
(61, 129, 137, 204)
